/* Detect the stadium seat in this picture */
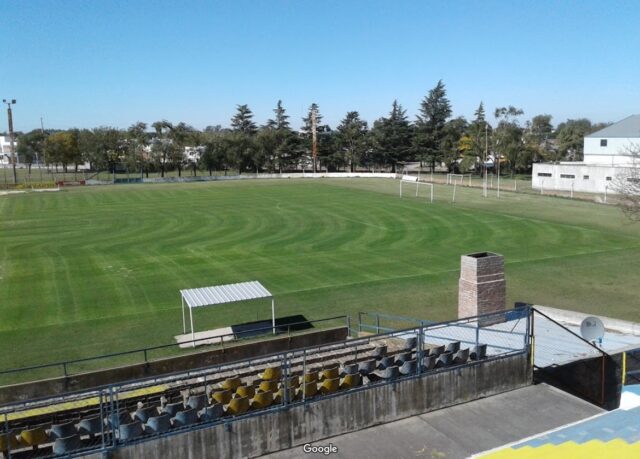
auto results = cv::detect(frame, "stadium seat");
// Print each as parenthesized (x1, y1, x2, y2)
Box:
(119, 421, 144, 440)
(298, 381, 318, 399)
(220, 377, 242, 391)
(436, 351, 453, 368)
(235, 384, 256, 399)
(394, 352, 413, 365)
(258, 380, 278, 393)
(399, 359, 418, 376)
(78, 415, 104, 438)
(372, 345, 387, 359)
(226, 396, 250, 416)
(199, 404, 224, 422)
(422, 355, 437, 371)
(172, 408, 198, 427)
(20, 426, 49, 449)
(381, 365, 400, 380)
(53, 434, 81, 455)
(403, 336, 418, 351)
(428, 344, 445, 357)
(212, 390, 232, 405)
(342, 363, 359, 375)
(358, 359, 376, 376)
(162, 401, 185, 417)
(134, 406, 159, 423)
(453, 348, 470, 365)
(107, 410, 132, 428)
(319, 377, 340, 395)
(259, 366, 282, 381)
(280, 375, 300, 390)
(251, 391, 274, 409)
(187, 394, 208, 411)
(446, 341, 460, 353)
(146, 414, 171, 434)
(50, 421, 77, 439)
(303, 370, 319, 383)
(470, 343, 487, 360)
(320, 365, 340, 381)
(0, 431, 19, 453)
(377, 356, 395, 370)
(340, 373, 361, 390)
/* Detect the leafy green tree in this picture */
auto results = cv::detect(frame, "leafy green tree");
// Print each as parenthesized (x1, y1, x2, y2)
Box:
(260, 100, 299, 172)
(151, 120, 174, 177)
(167, 122, 196, 177)
(369, 100, 413, 172)
(414, 80, 452, 172)
(231, 104, 257, 135)
(555, 119, 595, 161)
(493, 106, 525, 174)
(17, 129, 47, 173)
(441, 117, 468, 172)
(524, 115, 555, 162)
(126, 122, 149, 176)
(265, 100, 290, 130)
(45, 131, 81, 172)
(200, 130, 229, 175)
(336, 111, 368, 172)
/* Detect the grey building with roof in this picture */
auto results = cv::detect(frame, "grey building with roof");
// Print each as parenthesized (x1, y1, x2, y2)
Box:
(532, 115, 640, 194)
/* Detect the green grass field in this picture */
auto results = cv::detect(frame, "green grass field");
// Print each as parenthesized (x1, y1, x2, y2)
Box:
(1, 178, 639, 377)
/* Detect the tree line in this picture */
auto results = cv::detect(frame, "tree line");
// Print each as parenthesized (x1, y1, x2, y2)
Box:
(14, 81, 611, 177)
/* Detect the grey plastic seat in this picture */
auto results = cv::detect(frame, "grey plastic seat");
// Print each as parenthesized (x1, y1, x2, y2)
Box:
(78, 416, 103, 437)
(422, 355, 437, 371)
(377, 356, 395, 370)
(399, 359, 417, 375)
(187, 394, 208, 411)
(53, 434, 81, 455)
(107, 410, 132, 428)
(372, 345, 387, 359)
(342, 363, 359, 375)
(146, 414, 171, 434)
(162, 401, 184, 417)
(453, 348, 470, 365)
(199, 404, 224, 422)
(358, 359, 376, 376)
(50, 421, 77, 439)
(470, 344, 487, 360)
(402, 336, 418, 351)
(394, 352, 413, 365)
(380, 365, 400, 380)
(436, 351, 453, 368)
(119, 421, 144, 441)
(446, 341, 460, 353)
(172, 408, 198, 428)
(429, 345, 445, 357)
(134, 406, 158, 423)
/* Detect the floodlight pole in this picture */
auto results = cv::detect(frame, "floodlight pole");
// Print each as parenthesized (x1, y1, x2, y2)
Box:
(483, 122, 488, 198)
(3, 99, 17, 185)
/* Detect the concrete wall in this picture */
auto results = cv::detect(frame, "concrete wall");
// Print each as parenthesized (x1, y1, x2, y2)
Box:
(83, 352, 531, 459)
(138, 172, 396, 184)
(531, 162, 635, 194)
(0, 328, 348, 404)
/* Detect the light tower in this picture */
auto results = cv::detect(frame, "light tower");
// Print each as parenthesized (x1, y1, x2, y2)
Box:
(3, 99, 17, 184)
(311, 106, 318, 173)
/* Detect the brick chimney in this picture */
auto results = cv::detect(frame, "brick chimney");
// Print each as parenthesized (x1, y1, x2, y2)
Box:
(458, 252, 506, 320)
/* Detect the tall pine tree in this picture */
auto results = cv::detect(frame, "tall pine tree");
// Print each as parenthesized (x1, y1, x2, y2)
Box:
(413, 80, 452, 172)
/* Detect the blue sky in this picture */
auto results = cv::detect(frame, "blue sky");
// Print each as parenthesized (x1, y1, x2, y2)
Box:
(2, 0, 639, 132)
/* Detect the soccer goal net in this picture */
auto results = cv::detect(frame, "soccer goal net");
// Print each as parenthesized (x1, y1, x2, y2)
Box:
(446, 173, 472, 186)
(399, 175, 433, 203)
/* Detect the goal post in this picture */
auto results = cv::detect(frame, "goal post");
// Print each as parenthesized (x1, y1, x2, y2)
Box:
(446, 173, 472, 186)
(399, 176, 433, 203)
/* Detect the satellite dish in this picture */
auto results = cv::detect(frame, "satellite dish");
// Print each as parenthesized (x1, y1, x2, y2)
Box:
(580, 316, 605, 343)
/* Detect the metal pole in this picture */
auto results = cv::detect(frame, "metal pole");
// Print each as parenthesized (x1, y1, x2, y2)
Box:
(452, 182, 457, 203)
(399, 179, 402, 198)
(604, 185, 608, 203)
(190, 307, 195, 347)
(430, 184, 433, 203)
(483, 122, 488, 198)
(272, 298, 276, 335)
(182, 297, 186, 333)
(3, 100, 17, 185)
(570, 182, 574, 199)
(497, 173, 500, 199)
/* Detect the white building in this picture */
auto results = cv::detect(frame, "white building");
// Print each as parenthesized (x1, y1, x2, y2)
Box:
(532, 115, 640, 194)
(0, 135, 16, 166)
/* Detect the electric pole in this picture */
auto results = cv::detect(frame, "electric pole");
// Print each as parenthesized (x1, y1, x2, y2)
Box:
(311, 106, 318, 173)
(3, 99, 17, 184)
(483, 122, 488, 198)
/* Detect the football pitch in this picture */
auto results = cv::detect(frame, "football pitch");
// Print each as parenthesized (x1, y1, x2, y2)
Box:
(1, 178, 639, 374)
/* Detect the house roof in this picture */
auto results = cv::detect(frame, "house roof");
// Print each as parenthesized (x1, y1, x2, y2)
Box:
(586, 114, 640, 138)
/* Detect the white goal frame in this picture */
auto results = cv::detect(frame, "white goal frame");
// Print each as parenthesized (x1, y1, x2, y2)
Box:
(399, 175, 433, 203)
(446, 173, 472, 186)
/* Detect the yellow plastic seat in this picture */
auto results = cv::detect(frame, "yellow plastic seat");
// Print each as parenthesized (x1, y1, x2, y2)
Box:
(20, 426, 49, 448)
(259, 366, 282, 381)
(303, 371, 319, 383)
(280, 375, 300, 390)
(258, 380, 278, 393)
(226, 396, 250, 416)
(298, 381, 318, 399)
(0, 432, 19, 452)
(251, 390, 274, 409)
(340, 373, 361, 390)
(319, 377, 340, 394)
(220, 377, 242, 391)
(320, 366, 340, 381)
(235, 385, 256, 399)
(211, 389, 232, 405)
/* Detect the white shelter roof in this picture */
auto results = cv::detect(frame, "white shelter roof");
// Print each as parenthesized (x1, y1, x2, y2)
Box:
(180, 281, 272, 309)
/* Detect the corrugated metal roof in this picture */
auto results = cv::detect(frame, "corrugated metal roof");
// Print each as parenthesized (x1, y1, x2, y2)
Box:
(180, 281, 272, 308)
(586, 114, 640, 138)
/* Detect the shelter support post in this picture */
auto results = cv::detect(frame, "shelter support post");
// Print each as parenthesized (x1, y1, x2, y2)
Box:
(272, 298, 276, 335)
(190, 307, 195, 347)
(182, 296, 186, 334)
